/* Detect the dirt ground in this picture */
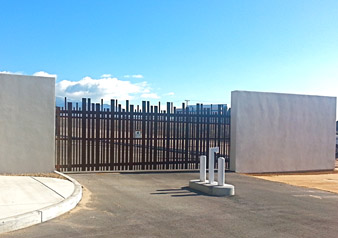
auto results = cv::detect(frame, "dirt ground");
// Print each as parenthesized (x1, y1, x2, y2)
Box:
(250, 160, 338, 194)
(0, 172, 66, 180)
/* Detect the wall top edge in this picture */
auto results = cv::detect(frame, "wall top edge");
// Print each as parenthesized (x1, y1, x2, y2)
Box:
(0, 73, 56, 80)
(231, 90, 337, 99)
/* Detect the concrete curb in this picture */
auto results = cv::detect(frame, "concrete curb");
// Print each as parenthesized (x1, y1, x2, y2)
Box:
(0, 171, 82, 234)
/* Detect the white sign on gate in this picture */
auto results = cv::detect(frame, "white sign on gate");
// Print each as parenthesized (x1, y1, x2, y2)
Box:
(134, 130, 142, 138)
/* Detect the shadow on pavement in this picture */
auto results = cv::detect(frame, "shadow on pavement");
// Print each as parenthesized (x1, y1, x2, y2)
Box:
(150, 186, 206, 197)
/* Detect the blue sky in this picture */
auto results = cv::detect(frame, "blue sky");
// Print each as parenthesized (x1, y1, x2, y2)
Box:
(1, 0, 338, 109)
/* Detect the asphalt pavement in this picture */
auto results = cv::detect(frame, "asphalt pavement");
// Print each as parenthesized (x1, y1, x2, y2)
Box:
(2, 172, 338, 238)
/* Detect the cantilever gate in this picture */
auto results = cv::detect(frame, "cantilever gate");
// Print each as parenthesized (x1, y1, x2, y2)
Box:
(55, 98, 230, 172)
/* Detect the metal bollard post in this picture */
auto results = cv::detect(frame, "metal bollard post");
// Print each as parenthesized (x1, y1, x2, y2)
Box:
(208, 147, 219, 184)
(200, 155, 206, 182)
(218, 157, 225, 186)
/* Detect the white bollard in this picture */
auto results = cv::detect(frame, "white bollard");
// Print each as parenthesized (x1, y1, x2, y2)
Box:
(199, 155, 206, 182)
(218, 157, 225, 186)
(208, 147, 219, 184)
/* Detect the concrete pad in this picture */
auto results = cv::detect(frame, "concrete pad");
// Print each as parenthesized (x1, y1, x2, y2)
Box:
(0, 173, 82, 234)
(189, 179, 235, 196)
(32, 177, 74, 199)
(0, 176, 64, 219)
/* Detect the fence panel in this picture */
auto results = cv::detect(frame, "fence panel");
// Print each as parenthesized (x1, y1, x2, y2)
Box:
(55, 98, 231, 172)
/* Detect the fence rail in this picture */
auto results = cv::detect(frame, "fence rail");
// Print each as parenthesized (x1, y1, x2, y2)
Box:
(55, 98, 231, 172)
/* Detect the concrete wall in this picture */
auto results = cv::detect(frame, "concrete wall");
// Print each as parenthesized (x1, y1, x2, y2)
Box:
(230, 91, 336, 173)
(0, 73, 55, 173)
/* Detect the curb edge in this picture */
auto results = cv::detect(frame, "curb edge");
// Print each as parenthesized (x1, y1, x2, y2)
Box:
(0, 171, 82, 234)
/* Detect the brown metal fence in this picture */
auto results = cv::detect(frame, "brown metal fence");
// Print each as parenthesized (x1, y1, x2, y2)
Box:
(55, 98, 231, 172)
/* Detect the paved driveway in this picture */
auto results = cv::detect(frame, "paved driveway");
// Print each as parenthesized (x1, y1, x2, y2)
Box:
(3, 172, 338, 238)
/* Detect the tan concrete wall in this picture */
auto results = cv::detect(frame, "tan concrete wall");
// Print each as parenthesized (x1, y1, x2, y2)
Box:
(0, 73, 55, 173)
(230, 91, 336, 173)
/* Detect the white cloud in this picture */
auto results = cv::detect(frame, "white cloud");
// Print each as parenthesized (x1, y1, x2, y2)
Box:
(132, 74, 144, 78)
(141, 93, 160, 99)
(165, 92, 175, 96)
(123, 74, 144, 79)
(101, 74, 112, 78)
(33, 71, 57, 78)
(0, 71, 23, 75)
(56, 75, 158, 102)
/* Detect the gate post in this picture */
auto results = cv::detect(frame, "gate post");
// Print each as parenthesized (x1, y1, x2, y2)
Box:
(55, 107, 61, 171)
(141, 101, 146, 170)
(81, 98, 86, 171)
(208, 147, 219, 184)
(67, 102, 73, 172)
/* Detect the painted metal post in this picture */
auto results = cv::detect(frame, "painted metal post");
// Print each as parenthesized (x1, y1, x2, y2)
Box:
(218, 157, 225, 186)
(208, 147, 219, 184)
(200, 155, 206, 182)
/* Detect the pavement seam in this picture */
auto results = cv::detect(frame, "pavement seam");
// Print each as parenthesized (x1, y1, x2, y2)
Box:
(29, 176, 65, 199)
(37, 209, 44, 222)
